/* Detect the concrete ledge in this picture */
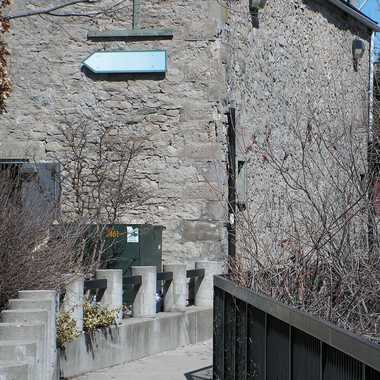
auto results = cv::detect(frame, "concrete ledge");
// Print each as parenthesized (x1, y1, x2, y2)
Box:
(60, 306, 212, 378)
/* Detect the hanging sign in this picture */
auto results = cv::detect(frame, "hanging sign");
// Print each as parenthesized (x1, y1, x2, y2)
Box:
(82, 50, 167, 74)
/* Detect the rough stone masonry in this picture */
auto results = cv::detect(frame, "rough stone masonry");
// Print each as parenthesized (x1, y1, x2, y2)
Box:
(0, 0, 374, 265)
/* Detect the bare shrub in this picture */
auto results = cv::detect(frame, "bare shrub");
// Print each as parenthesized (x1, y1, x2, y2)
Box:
(231, 101, 380, 340)
(0, 168, 88, 309)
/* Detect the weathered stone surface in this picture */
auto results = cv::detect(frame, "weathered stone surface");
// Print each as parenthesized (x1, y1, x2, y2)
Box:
(225, 0, 371, 257)
(0, 0, 372, 266)
(0, 0, 228, 266)
(181, 220, 223, 242)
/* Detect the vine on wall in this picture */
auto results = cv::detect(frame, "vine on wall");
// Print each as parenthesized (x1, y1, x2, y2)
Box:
(0, 0, 11, 113)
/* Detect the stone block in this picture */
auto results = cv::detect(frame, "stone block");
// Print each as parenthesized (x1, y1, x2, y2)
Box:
(179, 102, 214, 122)
(182, 183, 220, 201)
(181, 143, 224, 161)
(182, 220, 223, 242)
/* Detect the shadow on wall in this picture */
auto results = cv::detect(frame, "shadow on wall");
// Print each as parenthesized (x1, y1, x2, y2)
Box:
(303, 0, 372, 38)
(81, 66, 166, 82)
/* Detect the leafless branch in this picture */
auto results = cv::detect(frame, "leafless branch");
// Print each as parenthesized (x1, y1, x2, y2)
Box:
(227, 84, 380, 341)
(54, 119, 149, 268)
(3, 0, 127, 20)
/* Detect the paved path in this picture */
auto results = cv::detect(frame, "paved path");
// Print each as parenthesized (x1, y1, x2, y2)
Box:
(73, 340, 212, 380)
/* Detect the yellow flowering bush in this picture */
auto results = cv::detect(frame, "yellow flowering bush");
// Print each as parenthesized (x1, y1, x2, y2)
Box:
(83, 301, 119, 333)
(57, 311, 80, 349)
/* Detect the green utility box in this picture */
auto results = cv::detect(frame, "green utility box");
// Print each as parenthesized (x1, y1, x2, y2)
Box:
(104, 224, 164, 304)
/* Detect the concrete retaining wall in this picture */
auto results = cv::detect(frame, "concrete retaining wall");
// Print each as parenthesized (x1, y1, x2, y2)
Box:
(59, 306, 212, 378)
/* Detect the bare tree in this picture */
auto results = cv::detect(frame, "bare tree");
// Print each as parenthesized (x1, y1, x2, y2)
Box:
(56, 120, 148, 268)
(2, 0, 128, 21)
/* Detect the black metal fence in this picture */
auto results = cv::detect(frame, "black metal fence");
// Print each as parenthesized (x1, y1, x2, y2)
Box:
(213, 276, 380, 380)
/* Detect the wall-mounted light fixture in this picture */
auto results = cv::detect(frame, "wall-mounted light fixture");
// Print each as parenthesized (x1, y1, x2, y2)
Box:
(249, 0, 267, 28)
(249, 0, 267, 12)
(352, 39, 365, 71)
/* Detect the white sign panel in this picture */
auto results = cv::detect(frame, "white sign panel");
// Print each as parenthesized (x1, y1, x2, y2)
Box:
(82, 50, 167, 74)
(127, 226, 139, 243)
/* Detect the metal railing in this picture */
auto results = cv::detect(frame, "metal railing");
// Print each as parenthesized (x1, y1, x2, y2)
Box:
(123, 275, 142, 286)
(84, 279, 107, 302)
(213, 275, 380, 380)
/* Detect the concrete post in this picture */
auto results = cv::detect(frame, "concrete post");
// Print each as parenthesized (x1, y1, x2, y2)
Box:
(62, 275, 84, 331)
(131, 266, 157, 317)
(16, 290, 57, 380)
(95, 269, 123, 321)
(163, 264, 187, 312)
(194, 261, 224, 307)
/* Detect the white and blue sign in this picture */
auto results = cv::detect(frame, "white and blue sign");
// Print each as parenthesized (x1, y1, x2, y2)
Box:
(82, 50, 167, 74)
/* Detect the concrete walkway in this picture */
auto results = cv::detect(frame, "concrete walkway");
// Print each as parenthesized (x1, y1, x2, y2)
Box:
(73, 340, 212, 380)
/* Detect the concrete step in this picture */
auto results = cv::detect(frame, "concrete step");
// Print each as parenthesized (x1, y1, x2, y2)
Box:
(7, 299, 54, 312)
(18, 290, 56, 301)
(1, 309, 48, 324)
(6, 300, 56, 380)
(0, 340, 37, 379)
(0, 360, 29, 380)
(0, 323, 45, 380)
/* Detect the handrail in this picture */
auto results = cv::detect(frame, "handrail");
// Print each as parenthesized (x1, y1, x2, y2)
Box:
(83, 279, 107, 291)
(123, 275, 142, 286)
(157, 271, 173, 281)
(214, 275, 380, 372)
(83, 278, 107, 302)
(186, 269, 205, 278)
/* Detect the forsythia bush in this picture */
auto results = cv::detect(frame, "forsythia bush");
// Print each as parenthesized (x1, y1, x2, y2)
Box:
(56, 302, 119, 348)
(83, 301, 119, 333)
(57, 312, 80, 349)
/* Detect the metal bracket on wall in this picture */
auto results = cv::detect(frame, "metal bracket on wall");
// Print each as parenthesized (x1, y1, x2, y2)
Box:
(87, 28, 174, 42)
(87, 0, 174, 42)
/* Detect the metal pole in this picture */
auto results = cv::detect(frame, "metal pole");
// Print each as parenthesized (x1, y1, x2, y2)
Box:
(133, 0, 141, 29)
(227, 107, 236, 259)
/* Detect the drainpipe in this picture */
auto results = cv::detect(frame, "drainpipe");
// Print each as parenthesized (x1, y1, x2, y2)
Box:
(368, 31, 375, 253)
(369, 31, 375, 143)
(226, 107, 236, 259)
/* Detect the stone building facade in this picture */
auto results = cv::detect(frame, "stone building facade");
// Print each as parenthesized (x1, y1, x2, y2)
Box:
(0, 0, 378, 265)
(225, 0, 377, 258)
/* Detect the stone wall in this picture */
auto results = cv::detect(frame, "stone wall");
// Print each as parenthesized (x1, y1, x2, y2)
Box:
(0, 0, 229, 265)
(224, 0, 371, 258)
(0, 0, 373, 264)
